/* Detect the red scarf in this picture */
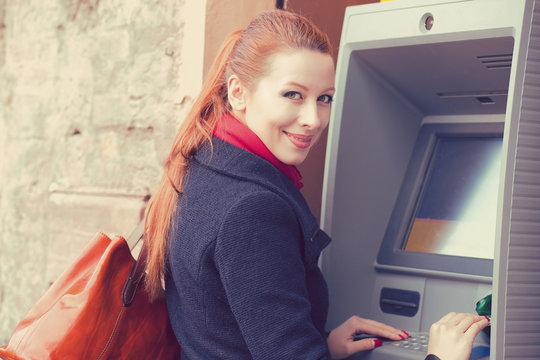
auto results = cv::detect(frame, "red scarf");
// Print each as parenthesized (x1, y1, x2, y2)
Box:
(213, 113, 303, 190)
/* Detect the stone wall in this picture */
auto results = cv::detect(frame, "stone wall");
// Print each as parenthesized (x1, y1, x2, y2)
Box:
(0, 0, 206, 342)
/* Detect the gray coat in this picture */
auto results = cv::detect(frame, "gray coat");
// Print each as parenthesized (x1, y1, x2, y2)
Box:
(166, 137, 332, 359)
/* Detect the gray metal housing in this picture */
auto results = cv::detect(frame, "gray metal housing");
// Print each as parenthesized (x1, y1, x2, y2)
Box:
(321, 0, 540, 359)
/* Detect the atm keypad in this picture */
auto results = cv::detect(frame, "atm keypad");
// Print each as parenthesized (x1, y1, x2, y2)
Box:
(390, 332, 429, 352)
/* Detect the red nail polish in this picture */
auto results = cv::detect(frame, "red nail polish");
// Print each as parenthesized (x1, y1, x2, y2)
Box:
(373, 339, 383, 348)
(484, 315, 490, 322)
(402, 330, 410, 337)
(398, 334, 405, 339)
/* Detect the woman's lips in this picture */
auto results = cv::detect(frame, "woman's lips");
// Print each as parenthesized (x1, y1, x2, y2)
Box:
(284, 131, 314, 149)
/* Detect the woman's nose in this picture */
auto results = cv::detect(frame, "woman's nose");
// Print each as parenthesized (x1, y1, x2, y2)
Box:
(299, 102, 322, 130)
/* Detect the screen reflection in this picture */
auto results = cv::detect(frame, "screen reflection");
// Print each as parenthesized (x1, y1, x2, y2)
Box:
(405, 136, 502, 259)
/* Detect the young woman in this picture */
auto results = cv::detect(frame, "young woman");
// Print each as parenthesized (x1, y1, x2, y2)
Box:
(144, 10, 489, 360)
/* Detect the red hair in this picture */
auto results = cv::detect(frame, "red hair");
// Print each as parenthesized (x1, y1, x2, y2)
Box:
(144, 10, 332, 301)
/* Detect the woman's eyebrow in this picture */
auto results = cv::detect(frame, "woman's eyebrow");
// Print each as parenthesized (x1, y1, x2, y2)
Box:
(284, 81, 335, 93)
(284, 81, 308, 91)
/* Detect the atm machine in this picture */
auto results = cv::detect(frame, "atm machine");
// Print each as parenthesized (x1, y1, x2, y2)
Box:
(321, 0, 540, 359)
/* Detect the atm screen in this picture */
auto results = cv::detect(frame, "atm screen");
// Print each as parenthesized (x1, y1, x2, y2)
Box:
(404, 136, 502, 259)
(377, 122, 504, 276)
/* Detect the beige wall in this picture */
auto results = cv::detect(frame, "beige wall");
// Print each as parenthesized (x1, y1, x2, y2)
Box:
(0, 0, 202, 342)
(0, 0, 276, 343)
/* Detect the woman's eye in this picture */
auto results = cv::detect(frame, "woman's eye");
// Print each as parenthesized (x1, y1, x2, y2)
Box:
(283, 91, 303, 100)
(318, 94, 333, 104)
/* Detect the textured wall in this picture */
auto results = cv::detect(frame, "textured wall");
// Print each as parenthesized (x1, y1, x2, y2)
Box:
(0, 0, 206, 342)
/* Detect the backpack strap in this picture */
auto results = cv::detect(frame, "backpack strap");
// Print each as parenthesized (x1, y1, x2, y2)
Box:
(122, 221, 149, 306)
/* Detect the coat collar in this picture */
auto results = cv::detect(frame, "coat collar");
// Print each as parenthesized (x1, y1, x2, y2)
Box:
(193, 137, 320, 238)
(213, 113, 303, 189)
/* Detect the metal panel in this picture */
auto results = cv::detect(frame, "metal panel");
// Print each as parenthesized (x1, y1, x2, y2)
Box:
(505, 2, 540, 358)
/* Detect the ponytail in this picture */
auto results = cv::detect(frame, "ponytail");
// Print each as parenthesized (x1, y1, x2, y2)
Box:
(144, 30, 242, 301)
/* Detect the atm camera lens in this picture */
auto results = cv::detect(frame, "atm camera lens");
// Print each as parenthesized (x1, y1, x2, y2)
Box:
(425, 15, 434, 30)
(419, 13, 434, 32)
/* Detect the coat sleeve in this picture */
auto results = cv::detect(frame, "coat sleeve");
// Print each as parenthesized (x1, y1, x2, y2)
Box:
(214, 191, 331, 360)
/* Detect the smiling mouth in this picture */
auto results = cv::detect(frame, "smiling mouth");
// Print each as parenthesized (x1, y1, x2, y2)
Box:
(284, 131, 314, 149)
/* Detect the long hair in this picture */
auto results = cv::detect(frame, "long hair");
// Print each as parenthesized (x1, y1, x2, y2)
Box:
(144, 10, 332, 301)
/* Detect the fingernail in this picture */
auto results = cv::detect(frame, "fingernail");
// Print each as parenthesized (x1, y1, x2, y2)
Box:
(402, 330, 411, 338)
(398, 333, 405, 339)
(484, 315, 490, 322)
(373, 339, 383, 348)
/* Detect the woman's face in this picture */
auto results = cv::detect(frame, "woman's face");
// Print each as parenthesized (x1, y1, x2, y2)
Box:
(234, 49, 335, 166)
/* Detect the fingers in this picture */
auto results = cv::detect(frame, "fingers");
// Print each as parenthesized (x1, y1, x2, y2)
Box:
(456, 314, 487, 334)
(434, 312, 488, 334)
(435, 312, 470, 326)
(464, 315, 490, 338)
(429, 312, 490, 347)
(328, 316, 393, 359)
(347, 316, 408, 341)
(347, 338, 383, 353)
(428, 313, 490, 360)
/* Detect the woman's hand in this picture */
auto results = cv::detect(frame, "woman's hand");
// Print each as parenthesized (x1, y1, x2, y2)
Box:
(326, 316, 409, 359)
(427, 312, 490, 360)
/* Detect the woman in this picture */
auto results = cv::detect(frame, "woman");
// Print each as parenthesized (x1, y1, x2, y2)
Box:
(144, 10, 489, 360)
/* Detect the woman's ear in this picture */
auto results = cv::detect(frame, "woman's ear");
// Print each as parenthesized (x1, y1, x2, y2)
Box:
(227, 75, 247, 113)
